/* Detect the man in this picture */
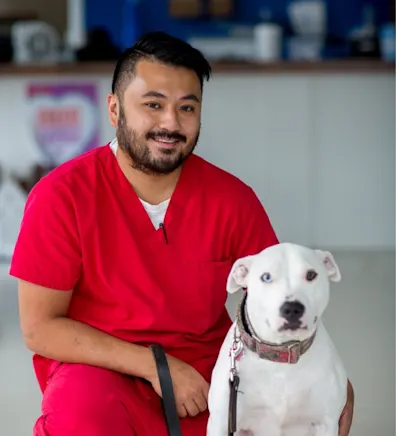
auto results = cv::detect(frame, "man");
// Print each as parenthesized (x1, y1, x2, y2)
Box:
(10, 31, 354, 435)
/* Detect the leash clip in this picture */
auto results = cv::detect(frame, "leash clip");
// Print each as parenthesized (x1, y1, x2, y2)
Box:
(228, 328, 242, 436)
(229, 327, 243, 382)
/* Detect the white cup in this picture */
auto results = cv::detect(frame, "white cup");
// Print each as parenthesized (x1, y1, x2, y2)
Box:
(254, 23, 283, 61)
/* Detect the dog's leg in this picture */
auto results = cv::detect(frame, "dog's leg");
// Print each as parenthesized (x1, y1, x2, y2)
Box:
(206, 368, 233, 436)
(249, 417, 282, 436)
(283, 425, 315, 436)
(207, 350, 234, 435)
(312, 422, 338, 436)
(206, 412, 228, 436)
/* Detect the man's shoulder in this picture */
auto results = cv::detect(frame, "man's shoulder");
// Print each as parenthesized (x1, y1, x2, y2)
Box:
(39, 145, 109, 187)
(192, 154, 256, 200)
(33, 144, 110, 193)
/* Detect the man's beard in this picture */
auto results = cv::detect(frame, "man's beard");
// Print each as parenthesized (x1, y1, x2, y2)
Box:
(116, 106, 199, 175)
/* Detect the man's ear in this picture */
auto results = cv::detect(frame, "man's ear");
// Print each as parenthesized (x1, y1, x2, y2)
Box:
(315, 249, 341, 282)
(226, 255, 255, 294)
(107, 93, 119, 128)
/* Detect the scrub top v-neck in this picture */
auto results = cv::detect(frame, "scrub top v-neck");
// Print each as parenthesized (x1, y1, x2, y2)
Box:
(107, 144, 202, 247)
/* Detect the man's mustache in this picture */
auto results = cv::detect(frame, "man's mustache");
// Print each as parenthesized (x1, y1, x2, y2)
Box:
(146, 130, 187, 143)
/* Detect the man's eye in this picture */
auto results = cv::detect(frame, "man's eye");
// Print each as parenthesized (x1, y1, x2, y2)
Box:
(181, 105, 194, 112)
(146, 102, 161, 109)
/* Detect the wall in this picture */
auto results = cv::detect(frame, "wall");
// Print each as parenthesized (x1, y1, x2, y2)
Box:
(0, 71, 394, 251)
(198, 73, 395, 250)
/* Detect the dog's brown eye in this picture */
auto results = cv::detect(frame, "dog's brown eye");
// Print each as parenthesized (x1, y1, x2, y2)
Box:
(306, 270, 318, 281)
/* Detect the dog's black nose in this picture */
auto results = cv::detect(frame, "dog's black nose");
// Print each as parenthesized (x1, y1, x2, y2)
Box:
(280, 301, 305, 322)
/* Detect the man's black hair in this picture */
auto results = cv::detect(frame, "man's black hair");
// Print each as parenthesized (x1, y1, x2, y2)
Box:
(111, 31, 212, 98)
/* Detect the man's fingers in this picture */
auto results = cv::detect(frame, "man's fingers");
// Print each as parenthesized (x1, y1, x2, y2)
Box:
(177, 404, 188, 418)
(193, 392, 208, 413)
(201, 382, 210, 400)
(184, 399, 200, 417)
(339, 411, 353, 436)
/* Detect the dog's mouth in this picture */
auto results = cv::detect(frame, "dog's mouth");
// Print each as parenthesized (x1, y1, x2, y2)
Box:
(279, 322, 308, 332)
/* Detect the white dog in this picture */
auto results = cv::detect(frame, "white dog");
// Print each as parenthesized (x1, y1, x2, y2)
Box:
(207, 242, 348, 436)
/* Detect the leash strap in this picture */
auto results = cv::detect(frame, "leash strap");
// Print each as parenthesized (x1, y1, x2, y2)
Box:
(228, 374, 240, 436)
(149, 344, 182, 436)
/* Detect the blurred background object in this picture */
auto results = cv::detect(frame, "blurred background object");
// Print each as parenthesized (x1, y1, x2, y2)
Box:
(379, 22, 396, 62)
(11, 163, 53, 194)
(0, 1, 394, 436)
(11, 20, 60, 64)
(75, 27, 121, 61)
(65, 0, 86, 52)
(0, 0, 394, 63)
(0, 164, 27, 260)
(169, 0, 233, 18)
(286, 0, 326, 60)
(0, 12, 39, 63)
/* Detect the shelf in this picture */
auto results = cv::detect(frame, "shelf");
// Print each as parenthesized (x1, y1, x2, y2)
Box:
(0, 59, 393, 76)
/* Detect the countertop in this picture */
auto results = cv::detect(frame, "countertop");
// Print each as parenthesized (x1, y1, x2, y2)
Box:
(0, 59, 394, 76)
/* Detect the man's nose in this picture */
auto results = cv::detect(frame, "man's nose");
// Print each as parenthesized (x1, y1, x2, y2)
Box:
(158, 109, 181, 132)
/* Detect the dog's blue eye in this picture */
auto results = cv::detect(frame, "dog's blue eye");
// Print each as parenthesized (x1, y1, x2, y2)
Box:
(261, 273, 272, 283)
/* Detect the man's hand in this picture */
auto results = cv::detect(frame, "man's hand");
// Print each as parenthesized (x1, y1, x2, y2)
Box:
(149, 354, 209, 418)
(339, 379, 354, 436)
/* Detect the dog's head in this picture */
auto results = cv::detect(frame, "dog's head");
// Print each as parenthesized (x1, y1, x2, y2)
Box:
(227, 243, 341, 343)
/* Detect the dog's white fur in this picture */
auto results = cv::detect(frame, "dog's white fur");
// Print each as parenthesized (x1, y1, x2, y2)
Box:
(207, 242, 348, 436)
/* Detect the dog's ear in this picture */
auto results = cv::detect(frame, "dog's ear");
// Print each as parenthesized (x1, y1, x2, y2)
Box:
(226, 255, 255, 293)
(315, 250, 341, 282)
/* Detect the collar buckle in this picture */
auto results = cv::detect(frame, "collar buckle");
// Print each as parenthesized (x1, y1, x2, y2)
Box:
(287, 342, 302, 364)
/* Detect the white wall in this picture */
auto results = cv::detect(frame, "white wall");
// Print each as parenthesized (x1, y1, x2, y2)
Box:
(0, 72, 394, 250)
(0, 72, 394, 435)
(311, 76, 395, 249)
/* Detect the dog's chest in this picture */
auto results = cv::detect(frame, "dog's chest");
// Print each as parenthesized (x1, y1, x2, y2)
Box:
(235, 349, 338, 425)
(238, 364, 313, 413)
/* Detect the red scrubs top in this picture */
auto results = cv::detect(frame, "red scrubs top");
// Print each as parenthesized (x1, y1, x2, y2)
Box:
(10, 144, 278, 393)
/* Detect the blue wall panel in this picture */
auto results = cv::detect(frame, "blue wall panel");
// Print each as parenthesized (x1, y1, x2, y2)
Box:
(85, 0, 391, 51)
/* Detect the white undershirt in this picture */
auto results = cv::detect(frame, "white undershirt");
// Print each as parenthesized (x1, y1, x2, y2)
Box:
(109, 138, 170, 230)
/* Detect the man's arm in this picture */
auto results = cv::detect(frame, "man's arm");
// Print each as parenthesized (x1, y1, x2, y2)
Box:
(339, 380, 354, 435)
(18, 279, 210, 418)
(13, 179, 209, 418)
(18, 280, 156, 380)
(14, 180, 153, 378)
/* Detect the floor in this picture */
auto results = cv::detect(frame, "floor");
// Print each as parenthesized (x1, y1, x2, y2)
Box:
(0, 250, 394, 436)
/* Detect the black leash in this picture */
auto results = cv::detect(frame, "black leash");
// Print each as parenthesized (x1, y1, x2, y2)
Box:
(228, 374, 240, 436)
(149, 342, 240, 436)
(149, 344, 182, 436)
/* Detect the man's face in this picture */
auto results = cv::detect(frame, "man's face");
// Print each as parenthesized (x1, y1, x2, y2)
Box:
(113, 60, 202, 175)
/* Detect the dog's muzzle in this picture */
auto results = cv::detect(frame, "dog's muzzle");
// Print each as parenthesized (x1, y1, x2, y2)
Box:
(235, 291, 316, 364)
